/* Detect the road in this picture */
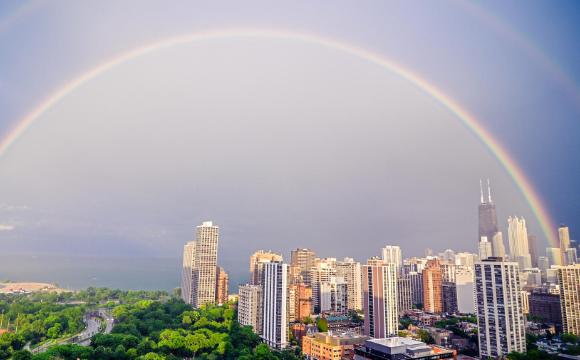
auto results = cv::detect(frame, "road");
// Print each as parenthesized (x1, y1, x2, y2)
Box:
(31, 308, 114, 353)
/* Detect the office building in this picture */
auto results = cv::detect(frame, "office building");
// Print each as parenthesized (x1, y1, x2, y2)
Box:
(547, 247, 563, 267)
(291, 248, 316, 283)
(362, 261, 398, 338)
(557, 264, 580, 335)
(475, 258, 526, 358)
(180, 221, 219, 308)
(528, 234, 539, 267)
(238, 284, 262, 334)
(249, 250, 283, 286)
(492, 232, 507, 259)
(559, 225, 571, 265)
(508, 216, 532, 269)
(215, 266, 228, 305)
(478, 179, 500, 257)
(422, 259, 443, 314)
(529, 292, 562, 326)
(478, 237, 493, 261)
(262, 261, 289, 349)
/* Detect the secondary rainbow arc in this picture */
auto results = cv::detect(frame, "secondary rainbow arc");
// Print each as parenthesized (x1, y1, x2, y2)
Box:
(0, 28, 558, 247)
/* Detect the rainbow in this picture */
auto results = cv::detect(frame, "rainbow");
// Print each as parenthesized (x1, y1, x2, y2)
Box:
(0, 28, 558, 246)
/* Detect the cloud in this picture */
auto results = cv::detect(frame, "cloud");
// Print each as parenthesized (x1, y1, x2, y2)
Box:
(0, 224, 15, 231)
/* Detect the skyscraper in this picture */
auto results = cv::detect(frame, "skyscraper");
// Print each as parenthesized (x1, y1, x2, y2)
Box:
(181, 221, 219, 308)
(528, 234, 539, 268)
(546, 247, 562, 267)
(215, 266, 229, 305)
(291, 248, 316, 284)
(238, 284, 263, 334)
(508, 216, 532, 269)
(559, 225, 571, 265)
(422, 259, 443, 314)
(362, 261, 398, 338)
(381, 245, 402, 272)
(181, 241, 196, 305)
(492, 232, 506, 259)
(262, 261, 289, 349)
(478, 179, 499, 257)
(475, 258, 526, 358)
(249, 250, 283, 286)
(397, 276, 412, 313)
(408, 272, 424, 308)
(557, 264, 580, 336)
(336, 258, 363, 311)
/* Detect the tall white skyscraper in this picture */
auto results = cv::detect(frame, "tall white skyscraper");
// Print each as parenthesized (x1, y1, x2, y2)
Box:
(492, 232, 506, 258)
(382, 245, 403, 272)
(559, 225, 571, 265)
(508, 216, 532, 269)
(336, 258, 363, 311)
(478, 236, 493, 261)
(180, 221, 219, 308)
(475, 258, 526, 358)
(181, 241, 196, 305)
(362, 261, 398, 338)
(262, 261, 288, 349)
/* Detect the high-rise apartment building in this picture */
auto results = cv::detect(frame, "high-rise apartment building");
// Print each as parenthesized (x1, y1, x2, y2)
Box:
(336, 258, 363, 311)
(508, 216, 532, 269)
(557, 264, 580, 335)
(423, 259, 443, 314)
(442, 282, 458, 314)
(310, 258, 337, 313)
(262, 261, 289, 349)
(238, 284, 263, 334)
(381, 245, 402, 272)
(475, 258, 526, 358)
(408, 272, 424, 307)
(249, 250, 283, 286)
(181, 241, 196, 305)
(289, 283, 312, 323)
(291, 248, 316, 283)
(215, 266, 229, 305)
(181, 221, 219, 308)
(362, 261, 398, 338)
(559, 225, 571, 265)
(397, 276, 412, 313)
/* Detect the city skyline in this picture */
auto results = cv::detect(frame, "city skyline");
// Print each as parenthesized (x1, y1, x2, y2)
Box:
(0, 3, 579, 290)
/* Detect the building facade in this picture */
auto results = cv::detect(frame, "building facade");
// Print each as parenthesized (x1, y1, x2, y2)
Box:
(422, 259, 443, 314)
(362, 262, 398, 338)
(475, 258, 526, 358)
(238, 284, 263, 334)
(558, 264, 580, 335)
(262, 261, 289, 349)
(249, 250, 283, 286)
(215, 266, 228, 305)
(336, 258, 363, 311)
(180, 221, 219, 308)
(291, 248, 316, 284)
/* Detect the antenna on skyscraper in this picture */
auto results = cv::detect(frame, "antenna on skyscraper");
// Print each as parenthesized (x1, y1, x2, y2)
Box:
(487, 178, 492, 203)
(480, 179, 484, 203)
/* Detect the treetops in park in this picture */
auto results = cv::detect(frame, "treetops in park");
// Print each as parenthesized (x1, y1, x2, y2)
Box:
(0, 289, 301, 360)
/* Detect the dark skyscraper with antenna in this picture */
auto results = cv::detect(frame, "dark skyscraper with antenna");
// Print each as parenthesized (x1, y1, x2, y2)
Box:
(478, 180, 499, 256)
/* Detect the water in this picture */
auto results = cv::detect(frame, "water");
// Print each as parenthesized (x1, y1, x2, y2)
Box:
(0, 253, 247, 292)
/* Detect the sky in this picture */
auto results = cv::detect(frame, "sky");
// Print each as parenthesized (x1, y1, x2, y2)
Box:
(0, 1, 579, 288)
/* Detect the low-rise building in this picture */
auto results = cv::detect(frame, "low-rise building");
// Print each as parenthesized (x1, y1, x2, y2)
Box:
(354, 337, 455, 360)
(302, 331, 369, 360)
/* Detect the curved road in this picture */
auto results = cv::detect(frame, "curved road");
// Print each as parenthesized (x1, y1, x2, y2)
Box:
(31, 309, 114, 353)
